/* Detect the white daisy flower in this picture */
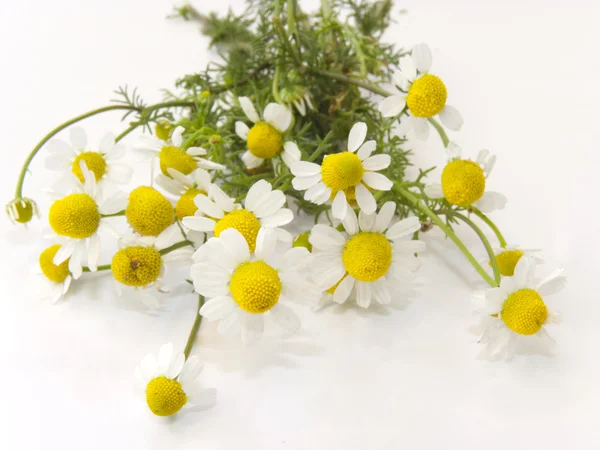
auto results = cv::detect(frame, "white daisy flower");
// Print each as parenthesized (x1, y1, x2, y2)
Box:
(234, 96, 301, 169)
(309, 202, 425, 308)
(487, 245, 544, 278)
(378, 43, 463, 140)
(136, 125, 225, 176)
(45, 127, 133, 185)
(290, 122, 393, 219)
(424, 142, 507, 213)
(473, 256, 566, 359)
(111, 225, 192, 309)
(135, 343, 216, 417)
(191, 228, 314, 345)
(46, 161, 127, 280)
(182, 179, 294, 251)
(37, 244, 73, 304)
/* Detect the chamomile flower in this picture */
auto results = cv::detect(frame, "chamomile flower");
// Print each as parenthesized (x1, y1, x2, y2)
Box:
(46, 161, 126, 279)
(234, 96, 301, 169)
(489, 245, 544, 277)
(135, 343, 216, 417)
(191, 228, 313, 345)
(45, 127, 132, 184)
(38, 244, 73, 304)
(378, 43, 463, 140)
(182, 179, 294, 251)
(290, 122, 393, 219)
(125, 186, 175, 237)
(309, 202, 425, 308)
(6, 197, 38, 224)
(424, 143, 507, 213)
(136, 125, 225, 176)
(473, 256, 566, 359)
(111, 225, 191, 309)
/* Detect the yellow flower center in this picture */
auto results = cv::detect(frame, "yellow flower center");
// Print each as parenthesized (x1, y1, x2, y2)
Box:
(406, 74, 448, 118)
(155, 119, 173, 141)
(111, 246, 162, 287)
(145, 376, 187, 416)
(71, 152, 107, 182)
(159, 146, 197, 177)
(12, 201, 33, 224)
(49, 193, 100, 239)
(126, 186, 174, 236)
(39, 244, 70, 283)
(501, 289, 548, 336)
(175, 188, 204, 221)
(441, 160, 486, 206)
(494, 249, 525, 277)
(342, 232, 392, 282)
(321, 152, 364, 192)
(246, 122, 283, 159)
(214, 209, 261, 252)
(326, 274, 347, 294)
(230, 261, 281, 314)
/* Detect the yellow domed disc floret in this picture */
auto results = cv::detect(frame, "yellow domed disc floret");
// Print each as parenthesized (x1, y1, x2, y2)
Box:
(321, 152, 364, 193)
(230, 261, 281, 314)
(406, 74, 448, 118)
(494, 249, 525, 277)
(155, 119, 173, 141)
(11, 200, 34, 224)
(126, 186, 174, 236)
(501, 289, 548, 335)
(441, 160, 486, 206)
(39, 244, 70, 283)
(246, 122, 283, 159)
(175, 188, 204, 221)
(146, 376, 187, 416)
(112, 246, 162, 287)
(72, 152, 107, 182)
(214, 209, 261, 252)
(342, 232, 392, 282)
(49, 193, 100, 239)
(159, 146, 197, 177)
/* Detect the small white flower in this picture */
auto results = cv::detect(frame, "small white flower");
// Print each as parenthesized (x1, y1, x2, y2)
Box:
(36, 244, 73, 304)
(473, 256, 566, 359)
(235, 96, 301, 169)
(182, 179, 294, 249)
(485, 245, 544, 278)
(45, 127, 133, 185)
(309, 202, 425, 308)
(135, 343, 216, 417)
(378, 43, 463, 140)
(191, 228, 316, 345)
(424, 143, 507, 213)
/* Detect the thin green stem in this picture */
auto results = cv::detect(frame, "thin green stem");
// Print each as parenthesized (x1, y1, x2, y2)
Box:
(272, 64, 283, 103)
(100, 210, 125, 218)
(159, 240, 194, 255)
(344, 26, 367, 77)
(310, 69, 392, 97)
(427, 117, 449, 148)
(274, 18, 302, 65)
(184, 295, 205, 360)
(82, 264, 111, 273)
(394, 185, 497, 287)
(287, 0, 301, 46)
(471, 207, 508, 248)
(114, 123, 139, 143)
(308, 130, 334, 162)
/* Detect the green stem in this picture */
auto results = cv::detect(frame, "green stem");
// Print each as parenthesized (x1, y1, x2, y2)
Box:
(158, 240, 194, 255)
(183, 295, 205, 360)
(310, 69, 392, 97)
(308, 130, 334, 162)
(114, 123, 139, 143)
(444, 211, 501, 285)
(272, 64, 283, 103)
(427, 117, 449, 148)
(394, 185, 497, 287)
(471, 208, 508, 248)
(82, 264, 111, 273)
(287, 0, 301, 46)
(100, 210, 125, 218)
(274, 18, 302, 65)
(344, 26, 367, 77)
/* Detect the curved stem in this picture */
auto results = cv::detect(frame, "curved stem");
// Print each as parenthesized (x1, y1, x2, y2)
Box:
(184, 295, 205, 360)
(114, 123, 139, 143)
(158, 240, 194, 255)
(100, 210, 125, 218)
(427, 117, 449, 148)
(310, 68, 392, 97)
(471, 207, 508, 248)
(394, 185, 497, 287)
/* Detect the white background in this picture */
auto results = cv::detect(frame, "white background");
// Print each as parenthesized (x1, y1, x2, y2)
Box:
(1, 0, 599, 449)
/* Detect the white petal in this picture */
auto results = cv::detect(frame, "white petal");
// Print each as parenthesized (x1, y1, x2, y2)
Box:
(220, 228, 251, 266)
(292, 174, 321, 191)
(47, 138, 72, 155)
(156, 174, 184, 196)
(260, 208, 293, 228)
(178, 356, 204, 387)
(309, 224, 346, 251)
(412, 43, 432, 73)
(200, 296, 235, 321)
(378, 95, 406, 118)
(155, 223, 180, 249)
(341, 209, 359, 236)
(312, 261, 347, 290)
(235, 121, 250, 140)
(99, 191, 127, 215)
(255, 228, 277, 261)
(87, 234, 100, 271)
(245, 179, 272, 212)
(140, 353, 157, 381)
(193, 169, 212, 191)
(313, 185, 332, 204)
(98, 133, 115, 153)
(165, 351, 185, 379)
(358, 209, 376, 232)
(394, 240, 426, 254)
(282, 141, 301, 164)
(270, 303, 300, 333)
(355, 281, 372, 308)
(238, 97, 260, 123)
(45, 153, 70, 170)
(331, 190, 349, 220)
(371, 278, 391, 305)
(241, 314, 264, 346)
(156, 343, 174, 375)
(253, 190, 286, 218)
(69, 127, 87, 150)
(386, 216, 421, 241)
(291, 161, 321, 176)
(373, 201, 396, 233)
(357, 140, 377, 161)
(362, 172, 393, 191)
(182, 216, 216, 232)
(362, 154, 391, 171)
(187, 147, 207, 156)
(171, 127, 184, 147)
(399, 55, 417, 81)
(424, 183, 444, 198)
(536, 268, 566, 296)
(241, 151, 263, 169)
(304, 182, 329, 204)
(294, 99, 306, 116)
(194, 194, 224, 219)
(355, 183, 376, 215)
(209, 185, 235, 213)
(348, 122, 367, 152)
(187, 387, 217, 408)
(392, 69, 410, 91)
(333, 276, 354, 304)
(282, 247, 311, 271)
(107, 163, 133, 184)
(474, 191, 507, 213)
(446, 142, 463, 160)
(53, 241, 75, 265)
(166, 168, 193, 188)
(439, 105, 463, 131)
(513, 255, 537, 290)
(264, 103, 292, 132)
(107, 142, 126, 160)
(410, 116, 430, 141)
(217, 310, 241, 337)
